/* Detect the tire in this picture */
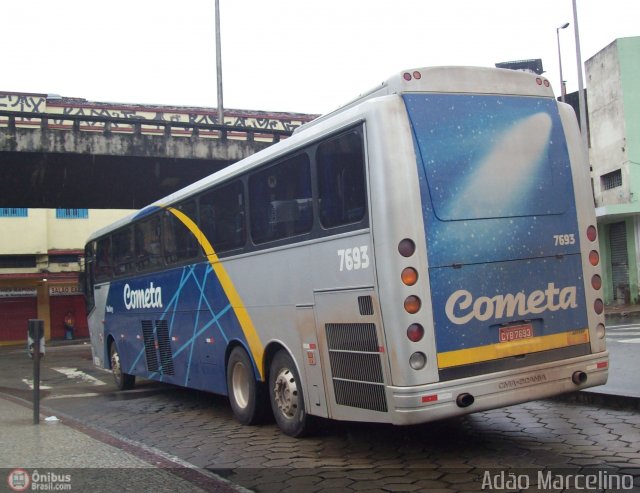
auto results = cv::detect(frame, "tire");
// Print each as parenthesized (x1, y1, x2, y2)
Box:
(268, 350, 310, 437)
(109, 341, 135, 391)
(226, 346, 267, 425)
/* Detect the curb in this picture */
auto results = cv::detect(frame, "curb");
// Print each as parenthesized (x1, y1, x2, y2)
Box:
(0, 392, 249, 493)
(553, 390, 640, 410)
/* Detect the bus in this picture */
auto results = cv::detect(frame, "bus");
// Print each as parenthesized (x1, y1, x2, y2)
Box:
(84, 66, 608, 437)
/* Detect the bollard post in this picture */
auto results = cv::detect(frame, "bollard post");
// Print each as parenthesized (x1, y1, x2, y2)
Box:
(28, 319, 45, 425)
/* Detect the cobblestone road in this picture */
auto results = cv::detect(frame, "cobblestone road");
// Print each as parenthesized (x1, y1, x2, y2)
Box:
(1, 345, 639, 492)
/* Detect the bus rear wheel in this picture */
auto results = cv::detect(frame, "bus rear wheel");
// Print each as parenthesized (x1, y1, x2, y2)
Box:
(109, 342, 135, 390)
(226, 346, 266, 425)
(268, 350, 310, 437)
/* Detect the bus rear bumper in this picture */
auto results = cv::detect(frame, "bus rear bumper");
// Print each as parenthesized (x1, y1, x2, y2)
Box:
(387, 351, 609, 426)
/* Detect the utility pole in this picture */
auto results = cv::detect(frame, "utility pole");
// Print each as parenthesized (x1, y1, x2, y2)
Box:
(215, 0, 224, 125)
(572, 0, 588, 152)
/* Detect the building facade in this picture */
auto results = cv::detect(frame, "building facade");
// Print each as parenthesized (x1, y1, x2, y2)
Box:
(0, 208, 135, 344)
(589, 37, 640, 304)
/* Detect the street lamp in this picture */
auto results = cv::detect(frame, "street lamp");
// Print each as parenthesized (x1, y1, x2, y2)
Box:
(556, 22, 570, 102)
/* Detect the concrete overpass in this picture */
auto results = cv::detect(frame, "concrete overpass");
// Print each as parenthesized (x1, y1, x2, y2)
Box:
(0, 92, 317, 209)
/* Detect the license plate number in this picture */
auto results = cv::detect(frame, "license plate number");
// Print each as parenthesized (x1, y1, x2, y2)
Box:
(499, 324, 533, 343)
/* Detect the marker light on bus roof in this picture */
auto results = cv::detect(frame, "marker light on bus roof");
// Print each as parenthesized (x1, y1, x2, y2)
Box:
(587, 225, 597, 242)
(413, 71, 422, 80)
(403, 72, 412, 81)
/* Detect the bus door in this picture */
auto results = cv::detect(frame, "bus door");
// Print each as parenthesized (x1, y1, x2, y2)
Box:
(404, 93, 591, 378)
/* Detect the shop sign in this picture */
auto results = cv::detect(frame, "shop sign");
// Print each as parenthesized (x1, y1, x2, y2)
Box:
(0, 288, 37, 298)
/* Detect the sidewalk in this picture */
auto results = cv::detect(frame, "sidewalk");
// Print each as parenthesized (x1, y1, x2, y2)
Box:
(0, 394, 243, 493)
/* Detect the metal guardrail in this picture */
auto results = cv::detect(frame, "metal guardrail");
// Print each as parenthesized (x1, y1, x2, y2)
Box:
(0, 110, 293, 143)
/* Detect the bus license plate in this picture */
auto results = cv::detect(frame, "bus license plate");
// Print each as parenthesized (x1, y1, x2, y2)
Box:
(499, 324, 533, 343)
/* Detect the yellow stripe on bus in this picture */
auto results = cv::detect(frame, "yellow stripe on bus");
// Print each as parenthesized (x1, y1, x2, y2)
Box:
(437, 328, 590, 369)
(167, 207, 265, 380)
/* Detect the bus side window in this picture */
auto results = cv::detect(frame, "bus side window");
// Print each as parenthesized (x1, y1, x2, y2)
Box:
(95, 236, 112, 282)
(199, 180, 245, 253)
(135, 215, 163, 271)
(112, 227, 135, 275)
(249, 153, 312, 244)
(163, 201, 199, 264)
(317, 130, 366, 228)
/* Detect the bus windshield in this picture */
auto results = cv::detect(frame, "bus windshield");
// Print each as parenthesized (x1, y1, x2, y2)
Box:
(404, 94, 571, 221)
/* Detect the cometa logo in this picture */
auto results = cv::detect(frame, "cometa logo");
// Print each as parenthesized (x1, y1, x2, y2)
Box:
(445, 282, 577, 325)
(123, 282, 163, 310)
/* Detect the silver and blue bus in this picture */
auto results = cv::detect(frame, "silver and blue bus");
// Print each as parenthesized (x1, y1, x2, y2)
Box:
(85, 66, 608, 437)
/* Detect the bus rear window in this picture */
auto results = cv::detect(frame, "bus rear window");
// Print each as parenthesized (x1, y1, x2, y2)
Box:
(404, 94, 571, 220)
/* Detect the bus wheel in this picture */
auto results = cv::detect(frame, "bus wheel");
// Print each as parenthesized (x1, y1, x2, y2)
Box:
(227, 346, 266, 425)
(109, 342, 135, 391)
(269, 350, 309, 437)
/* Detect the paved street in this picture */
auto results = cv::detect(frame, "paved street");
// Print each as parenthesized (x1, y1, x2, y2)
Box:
(1, 342, 639, 492)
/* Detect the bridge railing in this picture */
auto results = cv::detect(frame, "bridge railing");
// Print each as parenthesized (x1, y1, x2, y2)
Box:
(0, 110, 294, 143)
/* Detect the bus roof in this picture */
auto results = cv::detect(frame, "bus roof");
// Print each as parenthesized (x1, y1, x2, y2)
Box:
(294, 66, 556, 133)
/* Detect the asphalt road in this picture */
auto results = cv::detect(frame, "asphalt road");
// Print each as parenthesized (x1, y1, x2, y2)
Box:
(1, 342, 639, 492)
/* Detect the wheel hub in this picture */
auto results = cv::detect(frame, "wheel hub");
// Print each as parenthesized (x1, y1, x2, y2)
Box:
(273, 368, 298, 418)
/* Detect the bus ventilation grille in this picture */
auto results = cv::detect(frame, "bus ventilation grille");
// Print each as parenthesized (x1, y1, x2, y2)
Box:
(325, 323, 387, 413)
(358, 295, 374, 316)
(141, 320, 175, 376)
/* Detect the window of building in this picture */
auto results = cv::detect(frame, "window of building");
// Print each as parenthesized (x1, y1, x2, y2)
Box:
(199, 180, 245, 254)
(0, 208, 28, 218)
(163, 201, 199, 264)
(0, 255, 37, 268)
(317, 130, 366, 228)
(249, 154, 313, 244)
(601, 169, 622, 190)
(56, 208, 89, 219)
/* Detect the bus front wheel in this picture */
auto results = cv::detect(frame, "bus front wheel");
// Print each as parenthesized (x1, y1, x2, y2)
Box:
(109, 342, 135, 391)
(226, 346, 266, 425)
(269, 350, 309, 437)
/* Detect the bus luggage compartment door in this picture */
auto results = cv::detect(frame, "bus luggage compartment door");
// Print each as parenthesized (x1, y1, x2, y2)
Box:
(313, 288, 390, 423)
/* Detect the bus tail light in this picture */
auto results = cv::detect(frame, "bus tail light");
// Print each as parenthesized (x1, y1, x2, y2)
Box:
(587, 225, 597, 242)
(596, 324, 605, 339)
(407, 323, 424, 342)
(401, 267, 418, 286)
(404, 295, 421, 314)
(398, 238, 416, 257)
(594, 299, 604, 315)
(589, 250, 600, 266)
(409, 352, 426, 370)
(591, 274, 602, 290)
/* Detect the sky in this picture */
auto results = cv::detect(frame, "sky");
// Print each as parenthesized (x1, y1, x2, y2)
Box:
(3, 0, 639, 115)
